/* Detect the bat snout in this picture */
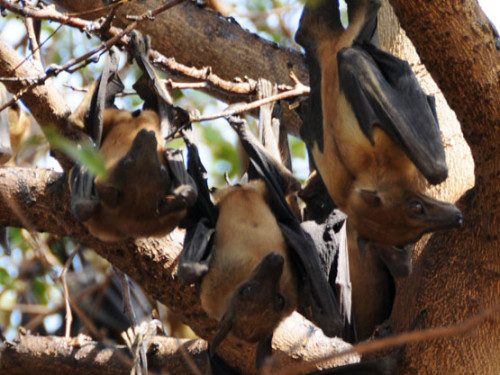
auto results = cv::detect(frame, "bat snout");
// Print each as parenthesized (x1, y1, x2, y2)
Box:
(431, 202, 463, 230)
(448, 206, 463, 228)
(245, 252, 285, 292)
(124, 129, 161, 171)
(132, 129, 158, 150)
(256, 252, 285, 278)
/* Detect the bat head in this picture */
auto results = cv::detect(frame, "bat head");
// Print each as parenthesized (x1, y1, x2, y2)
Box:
(97, 128, 172, 215)
(348, 187, 462, 246)
(210, 252, 288, 354)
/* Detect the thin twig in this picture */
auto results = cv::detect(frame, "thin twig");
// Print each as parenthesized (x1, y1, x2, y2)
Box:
(0, 0, 186, 112)
(151, 51, 258, 95)
(23, 273, 113, 332)
(191, 72, 309, 122)
(59, 247, 81, 339)
(62, 83, 136, 96)
(24, 17, 43, 66)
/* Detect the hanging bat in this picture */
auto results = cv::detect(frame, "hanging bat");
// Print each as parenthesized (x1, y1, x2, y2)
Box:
(178, 114, 344, 369)
(295, 0, 462, 247)
(68, 32, 196, 241)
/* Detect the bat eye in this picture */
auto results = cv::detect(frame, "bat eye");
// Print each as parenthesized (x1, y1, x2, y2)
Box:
(120, 155, 134, 167)
(273, 294, 285, 311)
(409, 201, 425, 216)
(358, 189, 381, 206)
(239, 284, 254, 299)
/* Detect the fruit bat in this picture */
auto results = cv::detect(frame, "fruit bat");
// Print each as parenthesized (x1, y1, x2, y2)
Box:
(295, 0, 462, 247)
(68, 32, 196, 241)
(178, 116, 344, 369)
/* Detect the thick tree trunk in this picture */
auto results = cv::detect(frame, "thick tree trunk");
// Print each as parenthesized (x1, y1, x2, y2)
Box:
(383, 1, 500, 374)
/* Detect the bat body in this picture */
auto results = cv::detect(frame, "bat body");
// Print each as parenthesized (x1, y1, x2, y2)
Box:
(296, 0, 462, 247)
(347, 225, 394, 340)
(200, 179, 298, 326)
(69, 33, 196, 241)
(79, 109, 192, 241)
(179, 117, 343, 368)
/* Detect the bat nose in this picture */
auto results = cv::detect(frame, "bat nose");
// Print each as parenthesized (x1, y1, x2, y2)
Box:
(262, 252, 285, 269)
(133, 129, 158, 147)
(129, 129, 159, 160)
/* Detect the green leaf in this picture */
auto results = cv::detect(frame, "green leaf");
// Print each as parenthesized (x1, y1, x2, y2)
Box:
(44, 126, 107, 179)
(33, 279, 48, 305)
(0, 268, 12, 287)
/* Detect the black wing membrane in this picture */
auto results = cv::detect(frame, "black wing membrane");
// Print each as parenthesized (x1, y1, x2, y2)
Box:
(299, 171, 353, 339)
(87, 46, 123, 146)
(337, 42, 447, 185)
(177, 133, 218, 285)
(130, 30, 176, 139)
(69, 47, 122, 222)
(228, 117, 344, 337)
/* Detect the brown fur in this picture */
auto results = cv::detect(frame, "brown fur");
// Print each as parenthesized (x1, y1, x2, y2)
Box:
(301, 0, 460, 246)
(347, 223, 394, 340)
(82, 108, 186, 241)
(200, 179, 298, 340)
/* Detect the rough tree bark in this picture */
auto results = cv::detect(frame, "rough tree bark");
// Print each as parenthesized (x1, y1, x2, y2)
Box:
(0, 0, 498, 374)
(384, 1, 500, 375)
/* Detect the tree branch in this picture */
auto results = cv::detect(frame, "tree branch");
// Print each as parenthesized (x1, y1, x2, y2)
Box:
(0, 167, 360, 374)
(0, 333, 209, 375)
(0, 39, 71, 136)
(49, 0, 307, 135)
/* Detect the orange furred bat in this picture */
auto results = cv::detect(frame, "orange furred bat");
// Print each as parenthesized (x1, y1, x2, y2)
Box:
(295, 0, 462, 247)
(177, 115, 343, 369)
(69, 32, 196, 241)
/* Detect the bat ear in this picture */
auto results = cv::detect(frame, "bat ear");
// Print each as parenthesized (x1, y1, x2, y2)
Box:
(357, 188, 381, 206)
(210, 312, 234, 357)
